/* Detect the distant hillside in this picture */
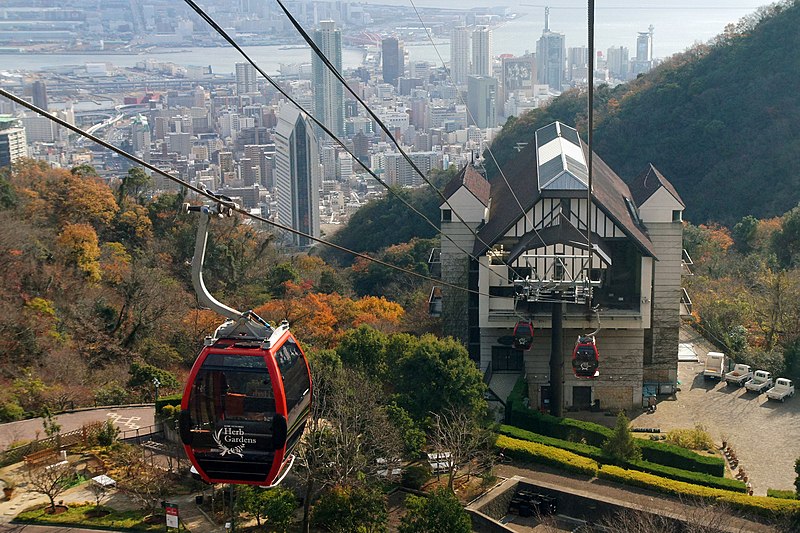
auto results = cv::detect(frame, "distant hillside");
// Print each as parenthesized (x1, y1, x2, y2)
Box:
(486, 1, 800, 225)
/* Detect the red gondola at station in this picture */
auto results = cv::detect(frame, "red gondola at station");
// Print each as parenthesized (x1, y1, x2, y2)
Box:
(572, 335, 600, 379)
(179, 200, 312, 487)
(512, 320, 535, 351)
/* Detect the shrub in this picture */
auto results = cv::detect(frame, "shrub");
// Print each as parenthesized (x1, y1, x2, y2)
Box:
(507, 404, 725, 476)
(495, 435, 599, 477)
(312, 485, 387, 532)
(638, 439, 724, 477)
(598, 465, 800, 518)
(498, 426, 605, 462)
(155, 394, 182, 413)
(499, 425, 744, 492)
(95, 420, 119, 447)
(665, 425, 715, 451)
(767, 489, 798, 500)
(401, 465, 432, 490)
(504, 375, 528, 422)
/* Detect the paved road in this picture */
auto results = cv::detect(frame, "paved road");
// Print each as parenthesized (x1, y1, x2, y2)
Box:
(0, 407, 155, 450)
(630, 327, 800, 496)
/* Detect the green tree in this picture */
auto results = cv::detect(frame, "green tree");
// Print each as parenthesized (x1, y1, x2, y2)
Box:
(795, 456, 800, 496)
(269, 262, 300, 297)
(603, 411, 642, 462)
(127, 361, 179, 400)
(336, 325, 388, 379)
(732, 215, 759, 253)
(311, 485, 387, 533)
(398, 488, 471, 533)
(240, 486, 296, 531)
(386, 403, 426, 458)
(392, 334, 487, 421)
(119, 167, 152, 203)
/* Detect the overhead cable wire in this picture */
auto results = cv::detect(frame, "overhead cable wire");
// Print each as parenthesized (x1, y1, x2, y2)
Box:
(410, 0, 601, 301)
(272, 0, 536, 285)
(180, 0, 509, 287)
(0, 88, 488, 297)
(408, 0, 538, 235)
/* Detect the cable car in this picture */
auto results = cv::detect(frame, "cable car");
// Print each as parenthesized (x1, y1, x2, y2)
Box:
(513, 321, 535, 351)
(572, 335, 599, 378)
(179, 321, 311, 486)
(179, 200, 312, 486)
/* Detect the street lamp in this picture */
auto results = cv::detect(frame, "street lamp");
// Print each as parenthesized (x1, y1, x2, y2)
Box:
(153, 377, 161, 403)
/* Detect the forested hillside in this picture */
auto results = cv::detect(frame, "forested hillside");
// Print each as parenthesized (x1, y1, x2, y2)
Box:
(487, 0, 800, 224)
(0, 160, 438, 421)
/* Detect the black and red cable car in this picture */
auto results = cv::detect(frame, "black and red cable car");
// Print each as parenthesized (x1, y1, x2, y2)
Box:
(512, 321, 535, 351)
(179, 199, 312, 486)
(180, 322, 311, 486)
(572, 335, 600, 378)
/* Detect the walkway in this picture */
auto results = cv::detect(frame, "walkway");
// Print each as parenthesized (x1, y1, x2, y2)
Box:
(0, 407, 155, 450)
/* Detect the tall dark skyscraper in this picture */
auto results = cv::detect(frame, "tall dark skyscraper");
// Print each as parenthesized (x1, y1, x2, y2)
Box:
(381, 37, 404, 86)
(31, 80, 48, 110)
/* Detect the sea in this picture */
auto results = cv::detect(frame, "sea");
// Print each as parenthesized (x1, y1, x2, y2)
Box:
(0, 0, 765, 75)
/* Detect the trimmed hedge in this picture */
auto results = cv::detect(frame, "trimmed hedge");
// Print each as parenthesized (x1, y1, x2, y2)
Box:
(598, 465, 800, 519)
(155, 393, 182, 413)
(507, 405, 725, 476)
(499, 425, 606, 461)
(767, 489, 798, 500)
(496, 435, 599, 477)
(638, 439, 724, 477)
(499, 425, 745, 492)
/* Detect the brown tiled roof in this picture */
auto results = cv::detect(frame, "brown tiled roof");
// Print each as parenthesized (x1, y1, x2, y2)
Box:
(473, 125, 656, 258)
(629, 163, 685, 208)
(442, 164, 491, 207)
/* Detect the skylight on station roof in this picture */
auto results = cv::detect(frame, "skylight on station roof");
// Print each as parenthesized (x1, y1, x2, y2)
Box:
(535, 122, 588, 191)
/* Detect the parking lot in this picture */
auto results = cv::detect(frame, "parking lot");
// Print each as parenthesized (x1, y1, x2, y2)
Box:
(630, 327, 800, 495)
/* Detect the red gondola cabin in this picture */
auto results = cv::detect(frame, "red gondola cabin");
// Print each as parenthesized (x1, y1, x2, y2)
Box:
(180, 323, 312, 486)
(572, 335, 600, 378)
(513, 321, 535, 351)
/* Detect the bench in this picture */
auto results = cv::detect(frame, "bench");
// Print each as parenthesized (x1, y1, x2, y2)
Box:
(24, 448, 59, 468)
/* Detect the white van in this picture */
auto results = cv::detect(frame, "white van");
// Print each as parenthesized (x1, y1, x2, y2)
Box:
(703, 352, 725, 380)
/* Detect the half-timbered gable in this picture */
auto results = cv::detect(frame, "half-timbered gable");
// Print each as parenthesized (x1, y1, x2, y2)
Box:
(440, 121, 684, 412)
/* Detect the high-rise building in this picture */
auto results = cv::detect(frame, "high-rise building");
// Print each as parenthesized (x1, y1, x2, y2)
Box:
(31, 80, 48, 110)
(536, 8, 566, 91)
(567, 46, 589, 81)
(312, 20, 345, 139)
(131, 114, 151, 155)
(382, 151, 442, 187)
(500, 54, 536, 107)
(631, 25, 655, 76)
(467, 76, 497, 129)
(0, 115, 27, 168)
(235, 62, 258, 95)
(274, 104, 320, 248)
(381, 37, 405, 86)
(606, 46, 629, 80)
(450, 26, 471, 86)
(471, 26, 493, 77)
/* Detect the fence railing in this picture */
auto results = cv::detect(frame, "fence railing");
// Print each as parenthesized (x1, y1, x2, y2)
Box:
(0, 421, 161, 467)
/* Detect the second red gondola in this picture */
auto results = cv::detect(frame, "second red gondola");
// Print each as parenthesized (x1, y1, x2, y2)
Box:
(572, 335, 600, 378)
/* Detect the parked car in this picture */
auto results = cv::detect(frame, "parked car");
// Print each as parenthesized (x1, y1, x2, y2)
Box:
(703, 352, 725, 380)
(766, 378, 795, 402)
(745, 370, 773, 394)
(724, 364, 752, 387)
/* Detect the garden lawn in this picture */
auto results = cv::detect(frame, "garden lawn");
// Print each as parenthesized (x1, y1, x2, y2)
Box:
(16, 504, 169, 532)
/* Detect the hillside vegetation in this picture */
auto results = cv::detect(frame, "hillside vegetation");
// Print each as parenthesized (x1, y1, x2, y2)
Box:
(486, 0, 800, 224)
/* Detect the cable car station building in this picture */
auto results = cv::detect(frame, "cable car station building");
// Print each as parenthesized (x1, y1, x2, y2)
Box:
(439, 121, 685, 411)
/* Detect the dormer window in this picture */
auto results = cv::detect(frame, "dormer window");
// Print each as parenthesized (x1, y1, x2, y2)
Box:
(441, 209, 452, 222)
(624, 197, 641, 225)
(672, 209, 683, 222)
